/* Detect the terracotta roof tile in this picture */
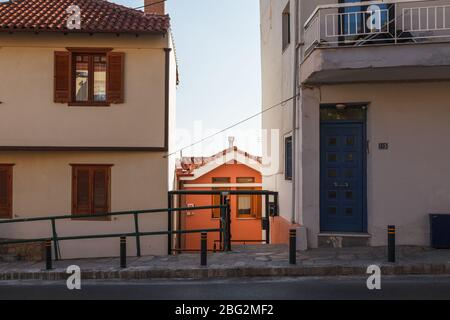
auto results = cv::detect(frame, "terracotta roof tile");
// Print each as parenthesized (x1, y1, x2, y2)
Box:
(0, 0, 170, 34)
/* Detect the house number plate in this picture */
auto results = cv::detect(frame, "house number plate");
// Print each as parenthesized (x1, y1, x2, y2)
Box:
(378, 143, 389, 150)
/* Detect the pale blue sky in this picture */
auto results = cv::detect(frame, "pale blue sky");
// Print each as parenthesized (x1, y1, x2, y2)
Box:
(112, 0, 262, 156)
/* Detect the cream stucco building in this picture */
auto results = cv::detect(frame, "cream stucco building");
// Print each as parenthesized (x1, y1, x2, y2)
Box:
(0, 0, 177, 258)
(260, 0, 450, 248)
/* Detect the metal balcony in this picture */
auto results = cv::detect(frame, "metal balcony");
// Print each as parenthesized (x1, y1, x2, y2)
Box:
(301, 0, 450, 84)
(304, 0, 450, 54)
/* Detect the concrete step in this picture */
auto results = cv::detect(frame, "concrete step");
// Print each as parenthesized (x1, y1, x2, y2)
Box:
(0, 254, 20, 263)
(318, 233, 371, 248)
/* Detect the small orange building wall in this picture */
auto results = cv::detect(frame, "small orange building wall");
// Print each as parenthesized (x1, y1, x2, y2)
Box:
(178, 163, 262, 251)
(270, 216, 298, 245)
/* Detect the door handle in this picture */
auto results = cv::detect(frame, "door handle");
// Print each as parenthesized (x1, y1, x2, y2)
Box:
(333, 182, 350, 188)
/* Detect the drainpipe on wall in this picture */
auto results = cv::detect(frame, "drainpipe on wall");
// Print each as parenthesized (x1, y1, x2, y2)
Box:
(291, 0, 300, 225)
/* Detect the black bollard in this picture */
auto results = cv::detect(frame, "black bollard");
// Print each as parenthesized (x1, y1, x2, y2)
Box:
(388, 225, 396, 263)
(201, 233, 207, 266)
(45, 239, 52, 270)
(289, 229, 296, 265)
(120, 236, 127, 268)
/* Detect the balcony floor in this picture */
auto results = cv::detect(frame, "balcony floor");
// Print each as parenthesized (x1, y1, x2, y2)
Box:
(301, 42, 450, 85)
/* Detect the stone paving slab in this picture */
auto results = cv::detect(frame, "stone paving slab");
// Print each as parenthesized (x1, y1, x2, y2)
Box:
(0, 245, 450, 281)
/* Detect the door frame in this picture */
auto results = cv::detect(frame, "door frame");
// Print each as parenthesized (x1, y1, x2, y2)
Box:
(319, 104, 368, 233)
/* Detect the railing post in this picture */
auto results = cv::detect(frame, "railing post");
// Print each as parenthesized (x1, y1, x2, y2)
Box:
(289, 229, 297, 265)
(167, 193, 173, 255)
(264, 195, 270, 244)
(394, 2, 398, 44)
(317, 9, 322, 47)
(225, 197, 232, 251)
(388, 225, 396, 263)
(45, 239, 52, 270)
(219, 194, 224, 250)
(50, 218, 60, 260)
(274, 192, 279, 216)
(220, 194, 227, 251)
(120, 236, 127, 268)
(134, 213, 141, 257)
(200, 232, 207, 267)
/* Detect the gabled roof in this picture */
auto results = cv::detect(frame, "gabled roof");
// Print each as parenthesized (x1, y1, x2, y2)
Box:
(0, 0, 170, 34)
(176, 146, 262, 180)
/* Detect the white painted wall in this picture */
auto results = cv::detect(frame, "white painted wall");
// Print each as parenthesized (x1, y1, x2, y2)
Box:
(0, 152, 168, 258)
(0, 32, 177, 258)
(0, 33, 169, 148)
(261, 0, 450, 248)
(260, 0, 297, 225)
(301, 82, 450, 247)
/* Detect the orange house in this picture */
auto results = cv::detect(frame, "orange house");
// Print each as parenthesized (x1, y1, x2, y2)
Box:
(175, 144, 263, 251)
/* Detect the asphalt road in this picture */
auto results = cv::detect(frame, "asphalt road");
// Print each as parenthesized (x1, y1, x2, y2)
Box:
(0, 275, 449, 300)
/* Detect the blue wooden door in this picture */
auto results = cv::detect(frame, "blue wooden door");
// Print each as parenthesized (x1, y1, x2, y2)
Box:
(320, 123, 365, 232)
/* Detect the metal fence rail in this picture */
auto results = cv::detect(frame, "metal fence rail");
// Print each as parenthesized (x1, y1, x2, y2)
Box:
(168, 190, 279, 254)
(304, 0, 450, 55)
(0, 204, 228, 261)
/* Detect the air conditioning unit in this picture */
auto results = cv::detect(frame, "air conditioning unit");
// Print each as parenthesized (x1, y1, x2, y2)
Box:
(430, 214, 450, 248)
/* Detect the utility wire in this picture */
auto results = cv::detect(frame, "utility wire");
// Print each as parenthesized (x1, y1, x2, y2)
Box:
(165, 93, 299, 158)
(133, 1, 296, 158)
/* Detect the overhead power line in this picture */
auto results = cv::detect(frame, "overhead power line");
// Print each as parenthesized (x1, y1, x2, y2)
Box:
(165, 93, 300, 158)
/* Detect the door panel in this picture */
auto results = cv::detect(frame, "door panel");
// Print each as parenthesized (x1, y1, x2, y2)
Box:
(320, 123, 365, 232)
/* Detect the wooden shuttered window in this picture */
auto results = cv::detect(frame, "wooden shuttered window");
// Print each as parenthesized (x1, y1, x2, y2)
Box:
(93, 169, 109, 214)
(106, 52, 125, 104)
(0, 165, 13, 219)
(72, 165, 111, 219)
(236, 191, 262, 219)
(54, 51, 71, 103)
(54, 50, 124, 105)
(74, 167, 91, 215)
(236, 177, 262, 219)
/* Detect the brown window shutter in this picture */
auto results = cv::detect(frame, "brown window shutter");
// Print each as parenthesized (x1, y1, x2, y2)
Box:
(54, 51, 71, 103)
(0, 166, 12, 219)
(73, 167, 91, 215)
(107, 52, 125, 104)
(92, 167, 110, 214)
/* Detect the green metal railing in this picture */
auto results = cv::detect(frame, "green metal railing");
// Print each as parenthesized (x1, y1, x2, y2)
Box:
(168, 190, 279, 254)
(0, 204, 230, 261)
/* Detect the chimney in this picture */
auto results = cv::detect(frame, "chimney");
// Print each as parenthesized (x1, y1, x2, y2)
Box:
(228, 136, 235, 149)
(144, 0, 165, 15)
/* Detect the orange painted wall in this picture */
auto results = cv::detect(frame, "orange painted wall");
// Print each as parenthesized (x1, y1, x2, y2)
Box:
(178, 163, 262, 251)
(270, 216, 298, 245)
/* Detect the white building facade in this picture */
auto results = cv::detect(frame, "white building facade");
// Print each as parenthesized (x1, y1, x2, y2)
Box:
(260, 0, 450, 248)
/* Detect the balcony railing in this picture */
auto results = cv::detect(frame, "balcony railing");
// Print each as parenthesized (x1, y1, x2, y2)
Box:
(304, 0, 450, 54)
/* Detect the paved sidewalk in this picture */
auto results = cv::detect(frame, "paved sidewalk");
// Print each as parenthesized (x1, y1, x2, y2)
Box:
(1, 245, 450, 280)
